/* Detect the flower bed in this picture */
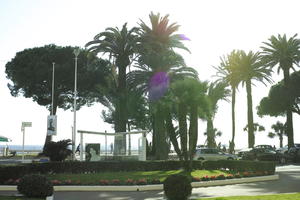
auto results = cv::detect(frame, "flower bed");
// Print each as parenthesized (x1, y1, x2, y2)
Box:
(2, 171, 274, 186)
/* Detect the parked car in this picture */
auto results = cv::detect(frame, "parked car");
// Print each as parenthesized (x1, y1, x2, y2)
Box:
(242, 148, 285, 163)
(255, 145, 275, 150)
(276, 143, 300, 154)
(236, 148, 252, 159)
(284, 147, 300, 163)
(193, 148, 237, 161)
(276, 145, 288, 154)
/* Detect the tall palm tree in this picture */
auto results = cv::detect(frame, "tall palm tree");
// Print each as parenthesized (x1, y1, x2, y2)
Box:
(170, 78, 209, 169)
(236, 50, 273, 148)
(86, 23, 139, 154)
(128, 12, 192, 159)
(268, 121, 286, 148)
(215, 51, 241, 153)
(205, 81, 230, 148)
(128, 50, 198, 160)
(261, 34, 300, 148)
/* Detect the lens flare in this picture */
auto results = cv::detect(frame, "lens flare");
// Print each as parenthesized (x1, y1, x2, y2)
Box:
(179, 34, 190, 41)
(148, 72, 170, 101)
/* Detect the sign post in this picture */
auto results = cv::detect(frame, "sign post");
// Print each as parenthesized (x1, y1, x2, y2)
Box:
(21, 122, 32, 162)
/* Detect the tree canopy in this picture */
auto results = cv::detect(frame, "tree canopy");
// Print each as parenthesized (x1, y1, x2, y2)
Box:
(5, 44, 111, 114)
(257, 70, 300, 117)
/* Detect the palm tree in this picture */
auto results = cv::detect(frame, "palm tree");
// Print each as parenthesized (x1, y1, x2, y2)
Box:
(128, 12, 193, 159)
(86, 23, 139, 154)
(214, 51, 241, 153)
(236, 50, 273, 148)
(243, 122, 265, 146)
(205, 81, 230, 148)
(204, 128, 222, 147)
(128, 50, 197, 160)
(268, 121, 286, 148)
(170, 78, 209, 169)
(138, 12, 190, 54)
(261, 34, 300, 148)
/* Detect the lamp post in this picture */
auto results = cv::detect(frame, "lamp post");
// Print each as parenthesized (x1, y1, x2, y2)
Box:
(73, 48, 80, 160)
(51, 62, 55, 116)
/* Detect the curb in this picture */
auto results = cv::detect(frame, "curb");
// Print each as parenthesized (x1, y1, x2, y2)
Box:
(0, 175, 279, 192)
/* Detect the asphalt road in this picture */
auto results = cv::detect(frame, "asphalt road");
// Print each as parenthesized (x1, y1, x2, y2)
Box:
(1, 165, 299, 200)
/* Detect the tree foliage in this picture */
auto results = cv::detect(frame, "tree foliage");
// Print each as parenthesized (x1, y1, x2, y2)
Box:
(5, 44, 110, 113)
(257, 70, 300, 117)
(268, 121, 287, 148)
(204, 81, 230, 148)
(261, 33, 300, 148)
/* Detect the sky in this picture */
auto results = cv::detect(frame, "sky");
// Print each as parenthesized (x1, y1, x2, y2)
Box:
(0, 0, 299, 149)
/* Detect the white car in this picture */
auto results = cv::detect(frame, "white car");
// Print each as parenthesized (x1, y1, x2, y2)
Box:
(193, 148, 237, 161)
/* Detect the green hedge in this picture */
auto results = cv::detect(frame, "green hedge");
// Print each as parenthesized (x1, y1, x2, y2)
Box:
(0, 160, 275, 184)
(202, 160, 276, 173)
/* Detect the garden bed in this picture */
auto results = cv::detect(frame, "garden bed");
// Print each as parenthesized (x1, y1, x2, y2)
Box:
(2, 170, 274, 186)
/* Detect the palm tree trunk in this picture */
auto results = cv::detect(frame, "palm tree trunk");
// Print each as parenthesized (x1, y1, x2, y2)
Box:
(230, 87, 236, 153)
(279, 134, 283, 148)
(188, 104, 198, 170)
(114, 66, 127, 155)
(154, 103, 168, 160)
(151, 113, 156, 157)
(246, 80, 255, 148)
(283, 69, 294, 148)
(206, 117, 215, 148)
(165, 109, 182, 160)
(179, 102, 188, 161)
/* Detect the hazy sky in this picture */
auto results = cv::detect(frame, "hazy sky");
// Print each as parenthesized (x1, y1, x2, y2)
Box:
(0, 0, 299, 149)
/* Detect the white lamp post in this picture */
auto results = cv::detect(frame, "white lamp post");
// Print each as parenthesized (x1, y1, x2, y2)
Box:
(51, 62, 55, 116)
(73, 48, 80, 160)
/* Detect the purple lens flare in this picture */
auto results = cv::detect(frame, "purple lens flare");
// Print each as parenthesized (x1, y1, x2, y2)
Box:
(148, 71, 170, 101)
(179, 34, 190, 41)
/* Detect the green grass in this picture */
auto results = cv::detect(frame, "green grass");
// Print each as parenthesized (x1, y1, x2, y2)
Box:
(48, 169, 229, 184)
(200, 193, 300, 200)
(0, 197, 43, 200)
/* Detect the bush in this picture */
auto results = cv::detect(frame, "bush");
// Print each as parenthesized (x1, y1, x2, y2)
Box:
(163, 174, 192, 200)
(17, 174, 53, 198)
(43, 139, 72, 161)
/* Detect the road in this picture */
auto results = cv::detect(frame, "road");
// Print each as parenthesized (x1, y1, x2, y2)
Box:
(0, 165, 299, 200)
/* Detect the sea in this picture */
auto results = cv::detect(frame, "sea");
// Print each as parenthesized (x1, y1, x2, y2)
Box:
(0, 145, 43, 151)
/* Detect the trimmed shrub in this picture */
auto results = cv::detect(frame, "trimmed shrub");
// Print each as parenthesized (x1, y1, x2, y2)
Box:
(17, 174, 53, 198)
(164, 174, 192, 200)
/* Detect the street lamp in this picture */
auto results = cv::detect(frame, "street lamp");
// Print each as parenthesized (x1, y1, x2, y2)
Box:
(73, 48, 80, 160)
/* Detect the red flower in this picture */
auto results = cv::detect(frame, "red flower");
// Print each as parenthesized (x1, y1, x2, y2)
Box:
(125, 179, 135, 185)
(136, 178, 147, 185)
(226, 174, 234, 179)
(51, 180, 62, 185)
(111, 179, 121, 185)
(99, 180, 109, 185)
(192, 177, 201, 182)
(64, 179, 72, 185)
